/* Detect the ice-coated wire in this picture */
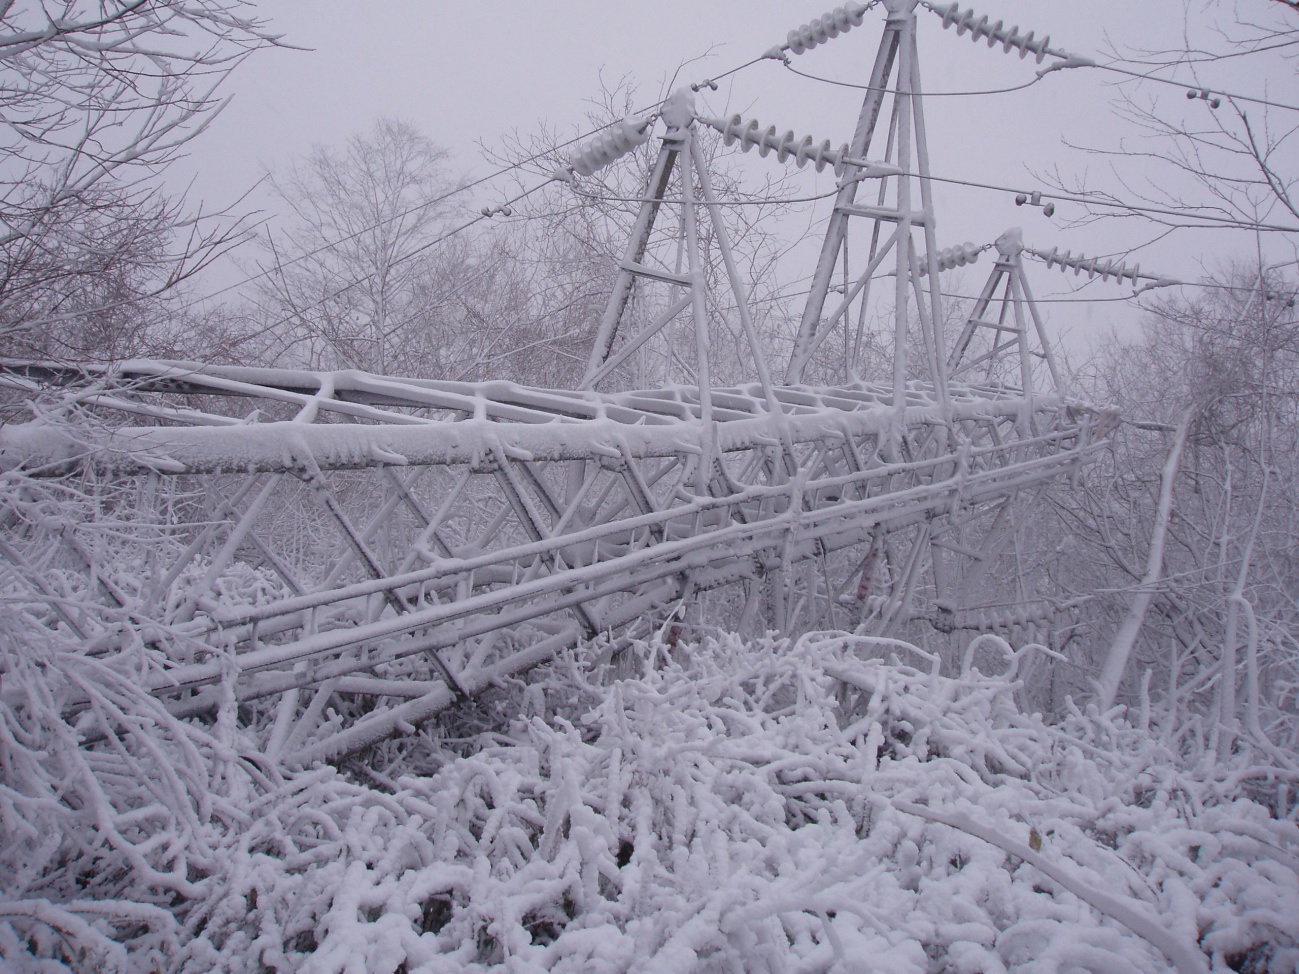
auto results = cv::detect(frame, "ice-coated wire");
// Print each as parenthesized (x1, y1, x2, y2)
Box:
(781, 59, 1046, 97)
(879, 166, 1299, 233)
(565, 181, 844, 208)
(918, 0, 1299, 114)
(117, 59, 772, 330)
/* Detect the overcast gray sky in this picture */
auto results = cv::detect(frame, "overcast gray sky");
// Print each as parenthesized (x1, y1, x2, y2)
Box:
(172, 0, 1296, 357)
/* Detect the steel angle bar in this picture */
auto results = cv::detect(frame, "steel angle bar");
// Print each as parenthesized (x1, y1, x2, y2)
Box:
(290, 625, 586, 766)
(788, 22, 901, 383)
(187, 418, 1098, 641)
(513, 460, 567, 525)
(147, 473, 266, 609)
(249, 443, 1081, 668)
(952, 337, 1023, 383)
(582, 144, 681, 385)
(185, 552, 705, 712)
(585, 293, 694, 389)
(489, 447, 600, 637)
(300, 466, 468, 697)
(4, 392, 1084, 478)
(63, 429, 1101, 725)
(549, 461, 605, 539)
(200, 475, 309, 598)
(146, 487, 892, 693)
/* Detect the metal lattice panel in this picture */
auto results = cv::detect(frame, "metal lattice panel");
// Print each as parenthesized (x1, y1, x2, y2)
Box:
(0, 360, 1109, 762)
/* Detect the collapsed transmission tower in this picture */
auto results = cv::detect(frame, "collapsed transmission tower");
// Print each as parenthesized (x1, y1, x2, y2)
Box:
(0, 0, 1114, 765)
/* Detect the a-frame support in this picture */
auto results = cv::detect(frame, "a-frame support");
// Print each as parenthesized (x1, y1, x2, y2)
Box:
(784, 0, 950, 435)
(948, 228, 1065, 398)
(580, 91, 785, 406)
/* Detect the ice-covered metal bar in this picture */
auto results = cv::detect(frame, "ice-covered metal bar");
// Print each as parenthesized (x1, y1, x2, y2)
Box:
(3, 356, 1110, 760)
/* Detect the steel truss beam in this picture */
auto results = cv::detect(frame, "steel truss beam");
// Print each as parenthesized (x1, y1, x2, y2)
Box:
(1, 360, 1108, 763)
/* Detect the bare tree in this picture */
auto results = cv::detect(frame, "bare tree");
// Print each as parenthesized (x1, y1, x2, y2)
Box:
(0, 1, 279, 359)
(253, 117, 518, 377)
(1047, 267, 1299, 755)
(1056, 3, 1298, 239)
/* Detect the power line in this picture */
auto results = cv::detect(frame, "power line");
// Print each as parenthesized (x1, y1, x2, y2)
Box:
(567, 182, 842, 208)
(897, 167, 1299, 234)
(224, 179, 557, 355)
(7, 57, 774, 341)
(175, 58, 770, 316)
(913, 0, 1299, 115)
(781, 59, 1044, 98)
(214, 62, 786, 347)
(781, 44, 1299, 115)
(763, 42, 1298, 230)
(1085, 60, 1299, 115)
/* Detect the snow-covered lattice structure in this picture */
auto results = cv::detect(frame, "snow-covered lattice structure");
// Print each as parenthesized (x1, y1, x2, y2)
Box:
(0, 0, 1113, 762)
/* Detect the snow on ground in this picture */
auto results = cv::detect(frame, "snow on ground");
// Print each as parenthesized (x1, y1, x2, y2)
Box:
(2, 627, 1297, 972)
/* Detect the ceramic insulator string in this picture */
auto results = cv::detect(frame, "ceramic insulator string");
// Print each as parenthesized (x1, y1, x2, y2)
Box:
(766, 2, 873, 59)
(703, 115, 849, 175)
(1028, 247, 1176, 287)
(920, 242, 984, 274)
(567, 116, 654, 178)
(930, 2, 1053, 63)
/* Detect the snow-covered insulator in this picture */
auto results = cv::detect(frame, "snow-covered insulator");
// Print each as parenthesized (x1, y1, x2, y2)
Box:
(1029, 246, 1145, 285)
(567, 116, 654, 178)
(931, 2, 1052, 63)
(954, 601, 1057, 631)
(919, 241, 983, 275)
(702, 114, 849, 175)
(766, 2, 872, 59)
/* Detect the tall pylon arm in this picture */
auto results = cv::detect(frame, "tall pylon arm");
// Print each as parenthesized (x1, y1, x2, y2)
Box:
(576, 90, 783, 407)
(579, 137, 679, 388)
(785, 11, 903, 384)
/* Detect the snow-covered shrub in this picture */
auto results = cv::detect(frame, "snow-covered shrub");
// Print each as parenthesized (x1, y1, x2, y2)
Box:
(0, 605, 206, 971)
(166, 633, 1299, 973)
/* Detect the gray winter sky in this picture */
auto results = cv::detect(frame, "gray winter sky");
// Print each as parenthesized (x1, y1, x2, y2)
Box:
(172, 0, 1295, 358)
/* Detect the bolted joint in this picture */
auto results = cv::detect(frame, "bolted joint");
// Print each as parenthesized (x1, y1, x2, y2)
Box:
(994, 227, 1025, 260)
(660, 87, 697, 134)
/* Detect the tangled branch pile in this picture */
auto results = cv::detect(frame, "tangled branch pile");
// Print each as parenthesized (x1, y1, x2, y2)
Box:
(3, 622, 1297, 972)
